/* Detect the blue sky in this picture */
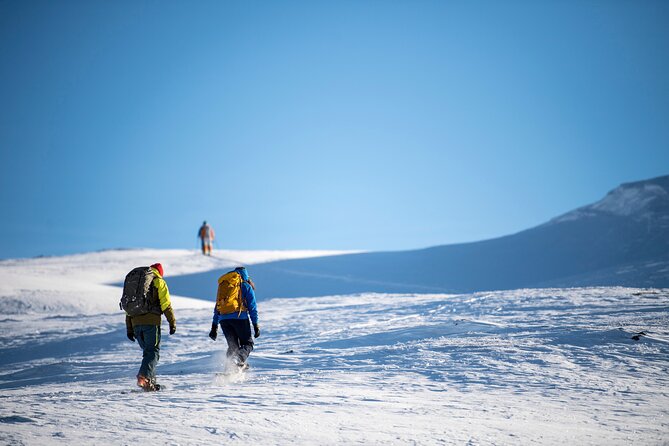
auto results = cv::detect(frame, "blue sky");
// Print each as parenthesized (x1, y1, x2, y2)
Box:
(1, 0, 668, 258)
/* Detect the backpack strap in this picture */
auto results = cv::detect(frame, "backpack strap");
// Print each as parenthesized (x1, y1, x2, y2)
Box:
(236, 271, 245, 317)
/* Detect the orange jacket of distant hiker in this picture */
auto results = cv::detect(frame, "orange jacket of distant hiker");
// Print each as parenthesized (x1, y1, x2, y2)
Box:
(198, 224, 215, 240)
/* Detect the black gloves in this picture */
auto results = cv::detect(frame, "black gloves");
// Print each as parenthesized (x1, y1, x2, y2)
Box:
(253, 324, 260, 339)
(169, 324, 176, 335)
(127, 331, 135, 342)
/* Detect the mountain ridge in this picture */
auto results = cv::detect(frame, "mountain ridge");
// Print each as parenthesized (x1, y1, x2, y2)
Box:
(550, 174, 669, 224)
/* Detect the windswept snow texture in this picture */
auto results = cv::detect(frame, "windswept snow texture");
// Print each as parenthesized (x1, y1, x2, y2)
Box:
(0, 251, 668, 444)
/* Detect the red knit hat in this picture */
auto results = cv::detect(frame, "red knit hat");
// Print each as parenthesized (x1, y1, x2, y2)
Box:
(151, 263, 164, 276)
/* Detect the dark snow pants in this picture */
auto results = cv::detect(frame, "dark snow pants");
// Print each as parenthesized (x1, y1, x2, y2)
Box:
(134, 325, 161, 379)
(219, 319, 254, 364)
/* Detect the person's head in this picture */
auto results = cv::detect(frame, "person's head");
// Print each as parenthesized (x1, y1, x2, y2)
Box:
(234, 266, 248, 281)
(151, 263, 164, 277)
(203, 220, 207, 225)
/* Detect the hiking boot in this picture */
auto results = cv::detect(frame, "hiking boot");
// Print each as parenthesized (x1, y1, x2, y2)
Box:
(235, 360, 249, 371)
(149, 377, 161, 391)
(137, 374, 159, 391)
(137, 374, 150, 389)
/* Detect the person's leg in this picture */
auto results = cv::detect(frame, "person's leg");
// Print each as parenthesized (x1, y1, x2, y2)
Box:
(135, 325, 146, 379)
(136, 325, 161, 380)
(231, 319, 254, 364)
(220, 320, 240, 360)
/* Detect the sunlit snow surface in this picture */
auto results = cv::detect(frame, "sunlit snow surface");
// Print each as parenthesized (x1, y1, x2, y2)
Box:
(0, 250, 667, 445)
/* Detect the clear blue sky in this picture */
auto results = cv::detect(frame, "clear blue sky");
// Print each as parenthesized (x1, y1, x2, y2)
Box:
(1, 0, 668, 259)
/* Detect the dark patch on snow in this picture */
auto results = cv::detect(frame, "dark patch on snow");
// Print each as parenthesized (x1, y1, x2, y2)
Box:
(631, 331, 647, 341)
(0, 415, 35, 424)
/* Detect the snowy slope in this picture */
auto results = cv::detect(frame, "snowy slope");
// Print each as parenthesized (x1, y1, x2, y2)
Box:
(0, 250, 668, 445)
(0, 248, 355, 314)
(189, 175, 668, 299)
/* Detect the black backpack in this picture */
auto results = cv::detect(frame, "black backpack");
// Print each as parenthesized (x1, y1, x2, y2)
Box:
(120, 267, 161, 316)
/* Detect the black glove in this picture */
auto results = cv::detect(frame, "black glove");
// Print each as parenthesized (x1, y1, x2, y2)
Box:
(169, 324, 176, 335)
(209, 323, 218, 341)
(127, 331, 135, 342)
(253, 324, 260, 339)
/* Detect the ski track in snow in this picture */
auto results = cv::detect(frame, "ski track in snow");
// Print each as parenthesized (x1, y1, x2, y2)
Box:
(0, 250, 668, 445)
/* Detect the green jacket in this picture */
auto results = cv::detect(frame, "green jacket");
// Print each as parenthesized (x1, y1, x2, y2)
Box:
(125, 267, 176, 332)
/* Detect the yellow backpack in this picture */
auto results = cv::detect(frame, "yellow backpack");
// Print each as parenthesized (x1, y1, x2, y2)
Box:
(216, 271, 247, 315)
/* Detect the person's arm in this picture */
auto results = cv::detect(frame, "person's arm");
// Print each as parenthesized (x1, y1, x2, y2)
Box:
(125, 315, 135, 342)
(155, 277, 171, 311)
(245, 283, 260, 338)
(209, 303, 219, 340)
(212, 301, 220, 325)
(163, 306, 176, 334)
(243, 282, 259, 326)
(155, 278, 176, 334)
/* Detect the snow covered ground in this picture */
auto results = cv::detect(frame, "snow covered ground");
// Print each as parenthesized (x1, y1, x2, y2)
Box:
(0, 248, 355, 314)
(0, 250, 668, 445)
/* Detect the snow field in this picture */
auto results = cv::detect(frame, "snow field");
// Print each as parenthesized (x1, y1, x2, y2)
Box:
(0, 250, 667, 445)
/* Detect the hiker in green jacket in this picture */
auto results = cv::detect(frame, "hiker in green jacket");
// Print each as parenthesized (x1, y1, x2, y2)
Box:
(124, 263, 176, 391)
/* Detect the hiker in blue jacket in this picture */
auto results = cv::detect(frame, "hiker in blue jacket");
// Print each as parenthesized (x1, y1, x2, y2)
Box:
(209, 267, 260, 368)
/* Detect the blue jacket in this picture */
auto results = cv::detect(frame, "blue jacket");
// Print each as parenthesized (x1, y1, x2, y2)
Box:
(212, 267, 259, 326)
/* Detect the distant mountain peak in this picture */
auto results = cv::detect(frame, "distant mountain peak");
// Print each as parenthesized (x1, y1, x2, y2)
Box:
(592, 178, 668, 216)
(551, 175, 669, 224)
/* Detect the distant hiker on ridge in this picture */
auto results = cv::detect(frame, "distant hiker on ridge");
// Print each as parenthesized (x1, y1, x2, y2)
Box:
(209, 266, 260, 371)
(198, 221, 215, 256)
(120, 263, 176, 391)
